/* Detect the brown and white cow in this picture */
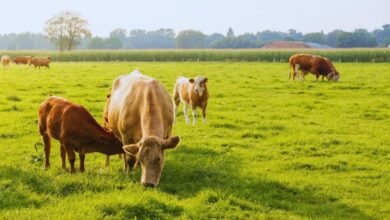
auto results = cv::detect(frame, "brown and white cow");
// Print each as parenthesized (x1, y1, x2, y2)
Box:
(38, 96, 123, 173)
(12, 56, 31, 65)
(1, 55, 11, 67)
(289, 54, 340, 81)
(107, 70, 180, 187)
(30, 57, 51, 69)
(173, 76, 209, 125)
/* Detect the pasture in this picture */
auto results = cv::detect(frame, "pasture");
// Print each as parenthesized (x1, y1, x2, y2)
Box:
(0, 62, 389, 219)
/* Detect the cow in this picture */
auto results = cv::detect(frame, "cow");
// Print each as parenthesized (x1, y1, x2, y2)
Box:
(289, 54, 340, 81)
(30, 57, 50, 69)
(173, 76, 209, 125)
(108, 69, 180, 187)
(12, 56, 31, 65)
(38, 96, 123, 173)
(1, 55, 10, 67)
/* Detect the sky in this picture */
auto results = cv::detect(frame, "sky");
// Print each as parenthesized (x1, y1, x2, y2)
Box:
(1, 0, 389, 36)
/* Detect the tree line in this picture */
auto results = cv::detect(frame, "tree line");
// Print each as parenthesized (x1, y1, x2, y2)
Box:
(0, 12, 389, 50)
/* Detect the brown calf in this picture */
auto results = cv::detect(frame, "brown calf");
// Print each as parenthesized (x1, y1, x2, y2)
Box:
(38, 96, 123, 173)
(173, 76, 209, 125)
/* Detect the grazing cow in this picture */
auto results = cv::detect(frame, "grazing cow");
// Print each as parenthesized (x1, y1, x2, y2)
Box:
(289, 54, 340, 81)
(108, 69, 180, 187)
(30, 57, 50, 69)
(173, 76, 209, 125)
(12, 56, 31, 65)
(1, 55, 10, 67)
(38, 96, 123, 173)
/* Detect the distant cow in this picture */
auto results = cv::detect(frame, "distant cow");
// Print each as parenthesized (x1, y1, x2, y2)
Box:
(12, 56, 31, 65)
(38, 96, 123, 173)
(1, 55, 10, 67)
(30, 57, 50, 68)
(108, 70, 180, 187)
(289, 54, 340, 81)
(173, 76, 209, 125)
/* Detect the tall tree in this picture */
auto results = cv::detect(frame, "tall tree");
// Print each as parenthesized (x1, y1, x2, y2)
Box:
(44, 11, 91, 51)
(227, 27, 235, 38)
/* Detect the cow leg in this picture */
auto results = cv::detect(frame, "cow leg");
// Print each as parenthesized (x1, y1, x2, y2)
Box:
(192, 106, 197, 126)
(315, 75, 319, 81)
(79, 152, 85, 172)
(63, 143, 76, 173)
(322, 75, 325, 81)
(60, 144, 67, 169)
(202, 106, 207, 124)
(105, 155, 110, 167)
(42, 133, 51, 169)
(183, 103, 190, 124)
(173, 96, 180, 124)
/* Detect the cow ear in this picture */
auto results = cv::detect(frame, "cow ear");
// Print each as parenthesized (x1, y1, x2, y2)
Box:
(123, 144, 140, 156)
(162, 136, 180, 150)
(189, 79, 194, 83)
(203, 78, 208, 83)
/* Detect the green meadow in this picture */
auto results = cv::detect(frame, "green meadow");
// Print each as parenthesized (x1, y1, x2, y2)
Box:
(0, 62, 389, 219)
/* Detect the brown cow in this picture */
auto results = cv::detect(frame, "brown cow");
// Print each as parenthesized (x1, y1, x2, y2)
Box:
(1, 55, 11, 67)
(173, 76, 209, 125)
(108, 70, 180, 187)
(289, 54, 340, 81)
(12, 56, 31, 65)
(38, 96, 123, 173)
(30, 57, 50, 69)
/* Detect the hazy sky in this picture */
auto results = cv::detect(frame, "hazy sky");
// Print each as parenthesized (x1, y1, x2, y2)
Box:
(1, 0, 389, 36)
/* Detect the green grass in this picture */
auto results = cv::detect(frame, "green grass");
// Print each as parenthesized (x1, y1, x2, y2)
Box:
(1, 48, 390, 62)
(0, 62, 389, 219)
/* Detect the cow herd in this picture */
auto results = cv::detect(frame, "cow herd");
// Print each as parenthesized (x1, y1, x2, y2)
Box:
(34, 53, 338, 187)
(1, 55, 51, 68)
(38, 70, 209, 187)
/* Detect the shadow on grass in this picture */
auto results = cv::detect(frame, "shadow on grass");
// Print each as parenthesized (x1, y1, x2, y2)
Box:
(160, 147, 374, 219)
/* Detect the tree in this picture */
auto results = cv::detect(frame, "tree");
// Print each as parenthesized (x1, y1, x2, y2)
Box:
(105, 37, 122, 49)
(325, 30, 343, 47)
(336, 29, 377, 48)
(176, 30, 205, 48)
(227, 27, 235, 38)
(303, 32, 326, 44)
(44, 11, 91, 51)
(110, 28, 127, 43)
(88, 37, 106, 49)
(205, 33, 225, 48)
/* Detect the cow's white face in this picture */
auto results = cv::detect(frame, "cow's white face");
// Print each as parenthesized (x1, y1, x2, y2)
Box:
(122, 136, 180, 187)
(189, 77, 208, 96)
(327, 71, 340, 82)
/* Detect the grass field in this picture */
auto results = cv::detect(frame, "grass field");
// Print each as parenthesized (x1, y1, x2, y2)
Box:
(0, 62, 389, 219)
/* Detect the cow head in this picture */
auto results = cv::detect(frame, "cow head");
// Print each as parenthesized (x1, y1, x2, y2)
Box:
(123, 136, 180, 187)
(327, 71, 340, 82)
(189, 76, 208, 96)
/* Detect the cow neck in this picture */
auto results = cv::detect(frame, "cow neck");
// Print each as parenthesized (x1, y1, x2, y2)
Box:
(141, 115, 164, 139)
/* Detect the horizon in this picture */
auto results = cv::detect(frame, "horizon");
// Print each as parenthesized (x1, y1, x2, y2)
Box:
(0, 0, 389, 37)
